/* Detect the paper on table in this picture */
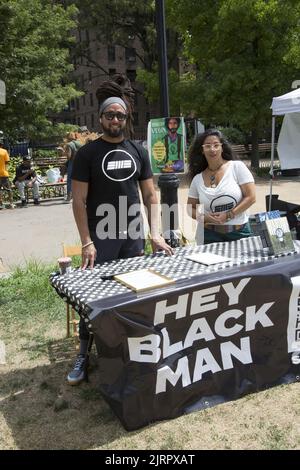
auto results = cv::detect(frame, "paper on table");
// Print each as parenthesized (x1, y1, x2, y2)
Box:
(114, 269, 174, 292)
(186, 252, 231, 265)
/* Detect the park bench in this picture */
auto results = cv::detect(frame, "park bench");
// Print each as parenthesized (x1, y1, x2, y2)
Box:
(8, 181, 67, 203)
(25, 181, 67, 201)
(231, 144, 250, 157)
(32, 156, 67, 171)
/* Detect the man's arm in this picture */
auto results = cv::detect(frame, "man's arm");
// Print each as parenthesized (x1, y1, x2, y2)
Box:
(139, 178, 174, 255)
(16, 168, 35, 182)
(72, 179, 97, 269)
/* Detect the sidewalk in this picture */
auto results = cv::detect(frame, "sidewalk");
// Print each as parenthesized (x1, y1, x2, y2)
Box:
(1, 176, 299, 271)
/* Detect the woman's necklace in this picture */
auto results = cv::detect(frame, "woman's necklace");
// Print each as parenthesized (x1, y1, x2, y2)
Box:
(208, 161, 224, 188)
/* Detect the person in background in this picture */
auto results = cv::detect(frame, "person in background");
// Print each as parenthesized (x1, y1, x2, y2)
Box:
(14, 155, 40, 207)
(187, 129, 256, 244)
(0, 139, 15, 209)
(67, 74, 173, 385)
(64, 132, 82, 203)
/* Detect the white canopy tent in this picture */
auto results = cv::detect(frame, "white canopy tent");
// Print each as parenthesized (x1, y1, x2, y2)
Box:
(269, 88, 300, 210)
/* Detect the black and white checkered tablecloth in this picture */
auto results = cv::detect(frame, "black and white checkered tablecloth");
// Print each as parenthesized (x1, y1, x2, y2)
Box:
(50, 237, 300, 316)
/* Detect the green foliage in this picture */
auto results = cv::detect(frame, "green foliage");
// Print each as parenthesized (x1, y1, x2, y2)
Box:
(32, 150, 57, 159)
(253, 166, 271, 178)
(73, 0, 157, 72)
(7, 155, 22, 179)
(166, 0, 300, 137)
(0, 260, 64, 324)
(0, 0, 81, 140)
(218, 127, 246, 144)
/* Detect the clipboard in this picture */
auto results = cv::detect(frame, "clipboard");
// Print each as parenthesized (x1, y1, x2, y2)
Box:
(114, 269, 174, 292)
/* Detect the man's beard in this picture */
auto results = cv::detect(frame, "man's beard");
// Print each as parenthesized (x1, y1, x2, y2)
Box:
(102, 122, 125, 138)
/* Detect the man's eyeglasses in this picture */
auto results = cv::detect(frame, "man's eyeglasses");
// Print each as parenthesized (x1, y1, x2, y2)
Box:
(102, 112, 127, 121)
(202, 143, 222, 151)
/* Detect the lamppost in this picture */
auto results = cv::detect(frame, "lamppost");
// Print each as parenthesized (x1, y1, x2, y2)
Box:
(155, 0, 180, 248)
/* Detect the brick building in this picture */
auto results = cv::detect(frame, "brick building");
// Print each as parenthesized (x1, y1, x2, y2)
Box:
(54, 28, 160, 140)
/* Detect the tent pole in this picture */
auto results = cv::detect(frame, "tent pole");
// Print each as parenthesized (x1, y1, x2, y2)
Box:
(269, 115, 276, 211)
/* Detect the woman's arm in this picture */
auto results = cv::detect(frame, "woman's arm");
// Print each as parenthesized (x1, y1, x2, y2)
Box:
(212, 182, 256, 224)
(187, 196, 200, 220)
(187, 196, 219, 224)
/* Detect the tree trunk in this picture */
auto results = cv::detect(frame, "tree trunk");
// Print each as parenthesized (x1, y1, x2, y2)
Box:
(250, 128, 259, 169)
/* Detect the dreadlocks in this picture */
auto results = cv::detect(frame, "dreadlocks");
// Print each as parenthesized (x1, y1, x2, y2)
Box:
(96, 74, 135, 138)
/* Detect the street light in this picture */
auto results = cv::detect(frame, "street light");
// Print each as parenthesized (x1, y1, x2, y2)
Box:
(155, 0, 180, 248)
(155, 0, 169, 117)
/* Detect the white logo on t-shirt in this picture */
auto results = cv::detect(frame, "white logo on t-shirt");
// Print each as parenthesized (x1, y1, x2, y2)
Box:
(210, 195, 237, 213)
(107, 160, 132, 170)
(102, 149, 137, 181)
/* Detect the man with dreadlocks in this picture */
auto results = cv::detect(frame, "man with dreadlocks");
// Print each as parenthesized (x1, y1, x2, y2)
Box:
(68, 75, 173, 385)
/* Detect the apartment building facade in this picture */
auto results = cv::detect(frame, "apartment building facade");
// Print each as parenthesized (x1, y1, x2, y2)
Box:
(54, 28, 160, 140)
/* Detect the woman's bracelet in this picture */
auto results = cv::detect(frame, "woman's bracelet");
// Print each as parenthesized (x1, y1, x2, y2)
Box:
(82, 241, 94, 249)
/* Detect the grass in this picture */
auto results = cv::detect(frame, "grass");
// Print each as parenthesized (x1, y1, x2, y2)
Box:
(0, 261, 300, 450)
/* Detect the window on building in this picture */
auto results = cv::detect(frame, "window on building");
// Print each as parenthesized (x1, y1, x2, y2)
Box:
(146, 112, 150, 122)
(86, 29, 90, 44)
(84, 115, 87, 125)
(76, 98, 80, 111)
(126, 69, 136, 82)
(90, 93, 93, 107)
(88, 71, 92, 82)
(107, 45, 116, 62)
(133, 112, 139, 125)
(77, 117, 81, 125)
(82, 95, 86, 106)
(91, 113, 95, 128)
(125, 47, 136, 63)
(70, 99, 75, 111)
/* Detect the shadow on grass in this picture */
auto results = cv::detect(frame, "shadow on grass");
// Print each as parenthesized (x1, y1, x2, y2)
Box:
(0, 338, 128, 450)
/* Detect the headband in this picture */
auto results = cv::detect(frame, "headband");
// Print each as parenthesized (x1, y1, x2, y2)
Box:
(99, 97, 127, 115)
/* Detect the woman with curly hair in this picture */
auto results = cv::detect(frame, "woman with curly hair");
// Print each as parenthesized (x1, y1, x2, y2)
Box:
(187, 129, 256, 244)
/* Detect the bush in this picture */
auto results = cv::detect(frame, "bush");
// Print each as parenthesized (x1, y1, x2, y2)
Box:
(218, 126, 246, 144)
(32, 149, 57, 159)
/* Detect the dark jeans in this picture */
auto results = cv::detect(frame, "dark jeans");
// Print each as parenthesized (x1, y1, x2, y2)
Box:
(204, 222, 252, 244)
(79, 235, 144, 340)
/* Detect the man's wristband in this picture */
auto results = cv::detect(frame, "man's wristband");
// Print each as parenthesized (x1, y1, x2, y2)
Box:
(82, 241, 94, 249)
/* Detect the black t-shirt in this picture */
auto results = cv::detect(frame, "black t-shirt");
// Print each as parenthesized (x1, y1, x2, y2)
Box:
(15, 163, 36, 181)
(72, 138, 153, 233)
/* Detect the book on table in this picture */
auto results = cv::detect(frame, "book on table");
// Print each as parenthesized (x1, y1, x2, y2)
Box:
(114, 269, 174, 292)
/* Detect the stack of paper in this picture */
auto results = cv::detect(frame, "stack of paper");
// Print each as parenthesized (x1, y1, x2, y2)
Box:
(185, 253, 231, 265)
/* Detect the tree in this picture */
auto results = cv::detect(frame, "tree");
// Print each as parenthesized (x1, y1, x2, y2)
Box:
(69, 0, 180, 113)
(0, 0, 81, 140)
(164, 0, 300, 167)
(71, 0, 157, 73)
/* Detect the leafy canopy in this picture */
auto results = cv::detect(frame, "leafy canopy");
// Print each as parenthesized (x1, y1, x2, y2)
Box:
(166, 0, 300, 134)
(0, 0, 81, 140)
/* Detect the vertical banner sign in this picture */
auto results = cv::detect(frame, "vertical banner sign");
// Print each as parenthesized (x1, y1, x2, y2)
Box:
(147, 117, 185, 174)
